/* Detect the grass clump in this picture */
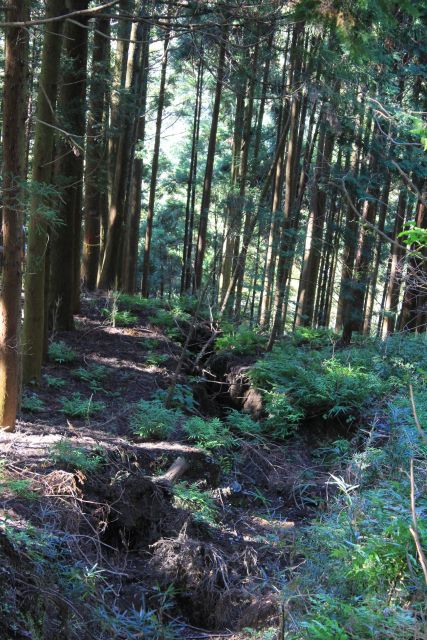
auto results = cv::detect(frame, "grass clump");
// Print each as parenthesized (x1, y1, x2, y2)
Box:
(224, 409, 262, 438)
(21, 393, 45, 413)
(48, 340, 77, 364)
(103, 307, 138, 326)
(51, 439, 104, 472)
(154, 384, 196, 412)
(43, 374, 67, 389)
(59, 393, 105, 417)
(131, 399, 182, 440)
(184, 416, 235, 450)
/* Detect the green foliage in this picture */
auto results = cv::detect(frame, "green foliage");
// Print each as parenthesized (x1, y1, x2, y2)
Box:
(72, 364, 109, 391)
(291, 327, 340, 348)
(215, 324, 267, 354)
(173, 482, 218, 525)
(0, 467, 38, 500)
(249, 336, 420, 437)
(48, 341, 77, 364)
(51, 439, 104, 472)
(284, 401, 427, 640)
(224, 409, 262, 437)
(155, 383, 196, 412)
(184, 416, 235, 450)
(59, 393, 105, 417)
(131, 399, 182, 440)
(21, 393, 45, 413)
(102, 307, 138, 326)
(43, 374, 67, 389)
(144, 353, 169, 367)
(117, 293, 161, 312)
(148, 306, 190, 329)
(142, 338, 161, 350)
(399, 221, 427, 249)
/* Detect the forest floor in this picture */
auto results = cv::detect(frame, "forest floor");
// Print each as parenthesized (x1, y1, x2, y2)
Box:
(0, 293, 341, 640)
(0, 293, 425, 640)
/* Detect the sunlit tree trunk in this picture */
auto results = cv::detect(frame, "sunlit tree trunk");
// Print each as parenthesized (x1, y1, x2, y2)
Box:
(140, 15, 171, 297)
(193, 23, 228, 292)
(123, 18, 151, 293)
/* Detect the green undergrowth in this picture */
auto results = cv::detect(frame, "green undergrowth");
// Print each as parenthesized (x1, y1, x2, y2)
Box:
(59, 393, 106, 418)
(249, 332, 427, 438)
(0, 514, 175, 639)
(48, 340, 77, 364)
(215, 323, 268, 354)
(51, 439, 105, 472)
(283, 392, 427, 639)
(173, 482, 218, 525)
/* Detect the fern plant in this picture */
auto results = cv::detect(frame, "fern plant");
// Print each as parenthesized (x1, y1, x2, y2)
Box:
(60, 393, 105, 417)
(131, 399, 182, 440)
(184, 416, 235, 450)
(48, 341, 77, 364)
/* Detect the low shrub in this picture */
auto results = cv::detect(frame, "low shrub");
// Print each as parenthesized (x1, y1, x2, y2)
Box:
(215, 324, 267, 354)
(51, 439, 104, 471)
(21, 393, 45, 413)
(48, 341, 77, 364)
(130, 399, 182, 440)
(173, 482, 218, 525)
(184, 416, 235, 450)
(59, 393, 105, 417)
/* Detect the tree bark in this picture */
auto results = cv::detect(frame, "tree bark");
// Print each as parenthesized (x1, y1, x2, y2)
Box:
(193, 23, 228, 292)
(22, 0, 65, 384)
(82, 14, 110, 290)
(49, 0, 89, 330)
(140, 15, 171, 297)
(0, 0, 30, 429)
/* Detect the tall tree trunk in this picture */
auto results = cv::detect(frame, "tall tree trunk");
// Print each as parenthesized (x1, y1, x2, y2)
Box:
(23, 0, 65, 384)
(341, 124, 380, 344)
(267, 22, 305, 349)
(181, 57, 203, 295)
(99, 2, 145, 290)
(82, 14, 110, 290)
(140, 15, 171, 297)
(383, 189, 407, 334)
(0, 0, 29, 429)
(49, 0, 89, 330)
(220, 87, 245, 306)
(296, 107, 335, 327)
(193, 23, 228, 292)
(259, 70, 290, 327)
(118, 5, 148, 289)
(123, 18, 151, 293)
(362, 172, 391, 334)
(234, 40, 260, 316)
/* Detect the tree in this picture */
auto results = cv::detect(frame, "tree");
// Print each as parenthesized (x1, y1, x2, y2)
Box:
(0, 0, 30, 429)
(22, 0, 65, 384)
